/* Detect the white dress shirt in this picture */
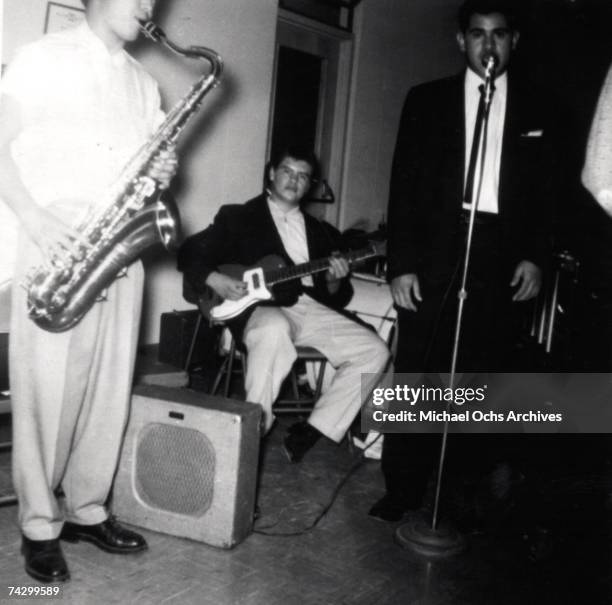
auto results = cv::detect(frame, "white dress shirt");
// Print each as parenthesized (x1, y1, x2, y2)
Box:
(267, 198, 314, 288)
(463, 68, 507, 214)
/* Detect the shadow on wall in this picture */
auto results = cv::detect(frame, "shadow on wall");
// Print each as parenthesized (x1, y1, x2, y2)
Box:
(0, 282, 10, 333)
(0, 282, 10, 394)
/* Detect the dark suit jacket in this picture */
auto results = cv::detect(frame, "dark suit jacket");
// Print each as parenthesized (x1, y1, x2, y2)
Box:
(386, 71, 559, 285)
(177, 194, 354, 337)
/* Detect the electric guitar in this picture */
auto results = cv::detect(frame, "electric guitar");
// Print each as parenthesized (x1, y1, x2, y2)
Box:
(199, 241, 386, 323)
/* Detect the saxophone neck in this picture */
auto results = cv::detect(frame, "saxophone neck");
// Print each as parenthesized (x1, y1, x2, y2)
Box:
(138, 20, 223, 80)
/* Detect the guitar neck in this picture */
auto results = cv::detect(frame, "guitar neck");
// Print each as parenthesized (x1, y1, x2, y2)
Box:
(266, 246, 379, 286)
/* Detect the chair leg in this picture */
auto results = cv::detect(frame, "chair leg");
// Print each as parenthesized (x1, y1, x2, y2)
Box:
(183, 313, 203, 372)
(223, 337, 236, 398)
(290, 367, 300, 400)
(313, 359, 326, 400)
(210, 355, 228, 395)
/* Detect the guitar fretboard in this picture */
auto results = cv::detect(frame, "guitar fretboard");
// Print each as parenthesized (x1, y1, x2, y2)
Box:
(265, 245, 380, 286)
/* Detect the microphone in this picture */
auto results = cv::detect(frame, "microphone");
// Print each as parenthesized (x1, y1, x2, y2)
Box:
(482, 53, 499, 73)
(482, 54, 498, 105)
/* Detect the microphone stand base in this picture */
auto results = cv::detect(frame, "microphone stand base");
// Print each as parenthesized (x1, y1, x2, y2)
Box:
(394, 512, 467, 558)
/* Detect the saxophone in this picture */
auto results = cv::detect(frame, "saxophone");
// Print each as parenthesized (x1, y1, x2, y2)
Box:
(24, 21, 223, 332)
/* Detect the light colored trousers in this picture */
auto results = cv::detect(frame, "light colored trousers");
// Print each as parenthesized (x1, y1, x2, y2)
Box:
(243, 296, 390, 442)
(10, 235, 143, 541)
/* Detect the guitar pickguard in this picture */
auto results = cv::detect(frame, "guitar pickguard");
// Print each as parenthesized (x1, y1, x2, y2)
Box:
(209, 267, 273, 322)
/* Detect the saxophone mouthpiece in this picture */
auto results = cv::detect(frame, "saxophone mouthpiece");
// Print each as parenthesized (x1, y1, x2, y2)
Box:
(138, 20, 166, 43)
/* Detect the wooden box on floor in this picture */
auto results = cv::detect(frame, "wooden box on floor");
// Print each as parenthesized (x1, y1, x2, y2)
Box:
(112, 384, 261, 549)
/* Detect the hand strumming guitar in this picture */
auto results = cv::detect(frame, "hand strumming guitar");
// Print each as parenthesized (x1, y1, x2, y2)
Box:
(205, 271, 247, 301)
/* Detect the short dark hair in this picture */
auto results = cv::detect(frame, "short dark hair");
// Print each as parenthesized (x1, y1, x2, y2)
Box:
(269, 145, 320, 182)
(458, 0, 520, 32)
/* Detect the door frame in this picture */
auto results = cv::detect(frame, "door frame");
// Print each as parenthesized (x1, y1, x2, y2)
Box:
(268, 8, 354, 226)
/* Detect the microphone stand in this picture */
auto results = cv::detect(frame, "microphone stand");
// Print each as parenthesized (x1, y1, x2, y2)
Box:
(395, 59, 497, 557)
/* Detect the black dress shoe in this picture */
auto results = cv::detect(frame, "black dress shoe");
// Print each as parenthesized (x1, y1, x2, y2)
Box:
(283, 422, 321, 463)
(368, 494, 417, 522)
(21, 536, 70, 583)
(60, 516, 147, 554)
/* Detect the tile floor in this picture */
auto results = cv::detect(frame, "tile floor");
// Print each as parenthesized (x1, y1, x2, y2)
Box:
(0, 409, 611, 604)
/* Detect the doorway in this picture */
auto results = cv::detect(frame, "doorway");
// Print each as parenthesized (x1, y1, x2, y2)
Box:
(268, 9, 353, 225)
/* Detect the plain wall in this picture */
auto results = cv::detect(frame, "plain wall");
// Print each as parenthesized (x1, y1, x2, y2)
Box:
(340, 0, 463, 232)
(136, 0, 278, 343)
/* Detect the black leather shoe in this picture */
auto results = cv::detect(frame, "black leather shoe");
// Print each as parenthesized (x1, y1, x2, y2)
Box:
(368, 494, 415, 522)
(21, 536, 70, 583)
(283, 422, 321, 463)
(60, 516, 147, 554)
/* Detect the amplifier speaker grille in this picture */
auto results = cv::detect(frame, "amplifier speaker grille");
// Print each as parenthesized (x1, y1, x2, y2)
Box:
(135, 424, 215, 516)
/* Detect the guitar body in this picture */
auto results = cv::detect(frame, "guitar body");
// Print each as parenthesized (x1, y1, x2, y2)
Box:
(197, 243, 385, 323)
(199, 255, 288, 323)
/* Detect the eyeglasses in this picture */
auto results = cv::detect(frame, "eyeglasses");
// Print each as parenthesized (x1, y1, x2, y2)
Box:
(277, 165, 312, 186)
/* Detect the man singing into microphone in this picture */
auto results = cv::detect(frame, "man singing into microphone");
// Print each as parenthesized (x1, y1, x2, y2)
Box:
(370, 0, 559, 522)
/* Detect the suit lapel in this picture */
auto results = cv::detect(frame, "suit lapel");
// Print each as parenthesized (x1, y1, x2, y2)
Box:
(499, 75, 521, 216)
(449, 73, 467, 208)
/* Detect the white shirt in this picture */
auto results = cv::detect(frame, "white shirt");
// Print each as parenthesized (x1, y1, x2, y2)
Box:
(0, 22, 164, 282)
(267, 198, 314, 288)
(463, 68, 507, 214)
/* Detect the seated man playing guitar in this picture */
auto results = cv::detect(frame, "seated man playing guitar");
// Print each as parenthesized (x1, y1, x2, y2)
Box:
(178, 146, 390, 462)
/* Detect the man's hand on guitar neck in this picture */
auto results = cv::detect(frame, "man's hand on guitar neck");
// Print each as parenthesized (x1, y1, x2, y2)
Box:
(325, 252, 350, 294)
(206, 271, 247, 301)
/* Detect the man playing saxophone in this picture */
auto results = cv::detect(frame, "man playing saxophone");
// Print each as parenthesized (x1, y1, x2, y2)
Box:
(0, 0, 176, 583)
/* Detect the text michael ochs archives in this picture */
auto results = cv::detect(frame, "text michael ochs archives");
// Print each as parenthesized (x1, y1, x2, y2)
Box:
(358, 373, 596, 433)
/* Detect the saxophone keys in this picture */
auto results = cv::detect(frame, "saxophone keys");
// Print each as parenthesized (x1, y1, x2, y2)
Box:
(50, 255, 66, 269)
(95, 288, 109, 303)
(138, 176, 156, 199)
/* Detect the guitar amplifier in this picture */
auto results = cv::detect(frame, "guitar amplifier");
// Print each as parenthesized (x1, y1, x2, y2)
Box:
(158, 310, 217, 369)
(112, 385, 262, 548)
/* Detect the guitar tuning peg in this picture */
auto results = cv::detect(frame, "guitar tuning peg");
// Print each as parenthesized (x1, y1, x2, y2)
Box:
(117, 268, 128, 278)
